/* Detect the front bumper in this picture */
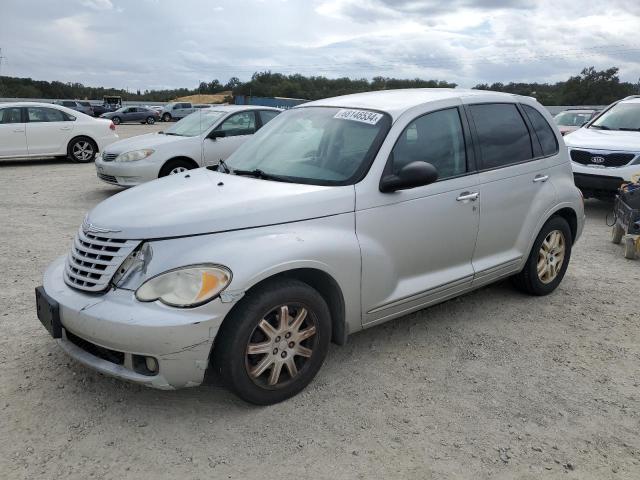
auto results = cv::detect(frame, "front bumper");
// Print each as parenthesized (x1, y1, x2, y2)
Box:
(41, 256, 233, 389)
(95, 154, 162, 187)
(572, 161, 640, 196)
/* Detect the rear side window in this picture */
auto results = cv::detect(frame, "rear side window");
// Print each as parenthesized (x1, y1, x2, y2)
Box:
(522, 104, 558, 156)
(27, 107, 67, 122)
(469, 103, 533, 169)
(0, 107, 22, 124)
(259, 110, 280, 126)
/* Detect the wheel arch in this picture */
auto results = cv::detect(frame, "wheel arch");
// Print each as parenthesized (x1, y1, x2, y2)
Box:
(160, 156, 199, 174)
(552, 207, 578, 244)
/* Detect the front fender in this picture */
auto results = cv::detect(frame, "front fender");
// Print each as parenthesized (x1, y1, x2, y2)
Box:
(119, 213, 363, 336)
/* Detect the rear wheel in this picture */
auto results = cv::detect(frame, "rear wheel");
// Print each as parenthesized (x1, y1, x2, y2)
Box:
(213, 279, 331, 405)
(158, 158, 196, 177)
(162, 113, 172, 122)
(146, 116, 155, 125)
(512, 216, 572, 296)
(67, 137, 97, 163)
(112, 116, 121, 125)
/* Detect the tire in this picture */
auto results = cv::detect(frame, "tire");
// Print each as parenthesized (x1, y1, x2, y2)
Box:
(158, 158, 196, 177)
(146, 116, 155, 125)
(162, 113, 171, 122)
(213, 279, 331, 405)
(611, 224, 624, 244)
(512, 216, 572, 296)
(623, 236, 637, 260)
(112, 116, 121, 125)
(67, 137, 97, 163)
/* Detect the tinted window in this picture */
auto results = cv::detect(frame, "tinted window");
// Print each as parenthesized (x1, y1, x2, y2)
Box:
(27, 107, 66, 122)
(469, 103, 533, 169)
(259, 110, 280, 126)
(522, 104, 558, 156)
(218, 111, 256, 136)
(62, 101, 75, 107)
(0, 107, 22, 124)
(390, 108, 466, 179)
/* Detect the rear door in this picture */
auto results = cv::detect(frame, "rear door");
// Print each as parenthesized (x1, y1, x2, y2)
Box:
(0, 106, 28, 157)
(465, 102, 558, 287)
(25, 106, 74, 155)
(203, 111, 257, 164)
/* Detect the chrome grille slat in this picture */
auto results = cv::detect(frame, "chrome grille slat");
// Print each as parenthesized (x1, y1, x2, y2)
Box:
(64, 227, 140, 293)
(102, 152, 118, 162)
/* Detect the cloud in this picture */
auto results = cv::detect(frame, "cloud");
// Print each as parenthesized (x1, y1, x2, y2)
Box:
(79, 0, 114, 10)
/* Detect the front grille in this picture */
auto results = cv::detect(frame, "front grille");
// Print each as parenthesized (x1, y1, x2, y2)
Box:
(570, 149, 636, 167)
(64, 227, 139, 292)
(97, 172, 118, 184)
(102, 152, 118, 162)
(66, 329, 125, 365)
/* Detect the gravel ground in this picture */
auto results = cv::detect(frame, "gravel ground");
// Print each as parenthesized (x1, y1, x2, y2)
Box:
(1, 124, 639, 479)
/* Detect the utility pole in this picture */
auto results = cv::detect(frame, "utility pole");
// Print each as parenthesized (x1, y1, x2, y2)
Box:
(0, 48, 5, 96)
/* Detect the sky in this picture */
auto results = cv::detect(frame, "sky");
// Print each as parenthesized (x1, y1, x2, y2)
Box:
(0, 0, 639, 91)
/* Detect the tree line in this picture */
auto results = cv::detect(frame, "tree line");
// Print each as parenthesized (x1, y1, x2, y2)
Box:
(0, 66, 637, 105)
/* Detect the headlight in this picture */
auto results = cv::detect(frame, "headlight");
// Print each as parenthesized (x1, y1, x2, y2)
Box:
(135, 265, 231, 308)
(115, 149, 155, 162)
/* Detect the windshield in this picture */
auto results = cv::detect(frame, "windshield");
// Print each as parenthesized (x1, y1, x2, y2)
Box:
(590, 103, 640, 131)
(225, 107, 391, 185)
(554, 111, 593, 127)
(164, 110, 225, 137)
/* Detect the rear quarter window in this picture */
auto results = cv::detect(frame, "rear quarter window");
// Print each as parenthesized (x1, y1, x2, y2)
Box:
(522, 104, 558, 157)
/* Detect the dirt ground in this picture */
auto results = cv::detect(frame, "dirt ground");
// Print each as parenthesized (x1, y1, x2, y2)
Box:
(1, 124, 639, 479)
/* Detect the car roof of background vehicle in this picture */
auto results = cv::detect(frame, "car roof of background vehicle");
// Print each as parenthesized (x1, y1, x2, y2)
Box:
(298, 88, 535, 121)
(199, 104, 282, 113)
(0, 101, 96, 118)
(620, 97, 640, 104)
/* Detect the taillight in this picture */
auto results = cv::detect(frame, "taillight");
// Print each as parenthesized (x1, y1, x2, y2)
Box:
(109, 121, 116, 130)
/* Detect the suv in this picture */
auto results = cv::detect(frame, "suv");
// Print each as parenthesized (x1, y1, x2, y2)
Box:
(565, 95, 640, 199)
(36, 89, 584, 405)
(56, 100, 94, 117)
(160, 102, 195, 122)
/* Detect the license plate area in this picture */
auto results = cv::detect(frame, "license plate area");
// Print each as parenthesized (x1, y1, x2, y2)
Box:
(35, 286, 62, 338)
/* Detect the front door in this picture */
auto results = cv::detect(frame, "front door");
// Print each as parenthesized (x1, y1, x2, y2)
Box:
(0, 106, 27, 157)
(358, 106, 480, 326)
(203, 111, 257, 166)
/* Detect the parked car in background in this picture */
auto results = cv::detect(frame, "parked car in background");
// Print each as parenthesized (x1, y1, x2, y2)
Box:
(38, 89, 584, 405)
(160, 102, 195, 122)
(91, 104, 110, 117)
(565, 95, 640, 199)
(554, 109, 599, 136)
(55, 100, 94, 117)
(95, 105, 280, 186)
(0, 102, 118, 162)
(147, 105, 164, 114)
(100, 106, 159, 125)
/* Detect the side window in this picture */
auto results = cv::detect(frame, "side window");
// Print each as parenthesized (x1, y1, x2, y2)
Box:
(259, 110, 280, 127)
(522, 104, 559, 156)
(27, 107, 66, 122)
(469, 103, 533, 169)
(390, 108, 467, 180)
(0, 107, 23, 124)
(218, 112, 256, 136)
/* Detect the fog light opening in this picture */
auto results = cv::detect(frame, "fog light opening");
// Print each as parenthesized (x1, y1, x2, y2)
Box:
(132, 354, 159, 376)
(145, 356, 159, 374)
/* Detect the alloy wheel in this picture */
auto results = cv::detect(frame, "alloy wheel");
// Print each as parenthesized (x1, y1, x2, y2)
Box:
(245, 304, 317, 388)
(169, 166, 188, 175)
(72, 141, 94, 161)
(537, 230, 566, 284)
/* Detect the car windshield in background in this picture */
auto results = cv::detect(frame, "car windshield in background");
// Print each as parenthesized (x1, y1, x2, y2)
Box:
(225, 106, 391, 186)
(555, 111, 593, 127)
(590, 103, 640, 131)
(164, 110, 225, 137)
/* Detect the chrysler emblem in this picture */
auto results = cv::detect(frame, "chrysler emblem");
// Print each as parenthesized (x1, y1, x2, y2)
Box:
(590, 156, 605, 164)
(82, 217, 121, 234)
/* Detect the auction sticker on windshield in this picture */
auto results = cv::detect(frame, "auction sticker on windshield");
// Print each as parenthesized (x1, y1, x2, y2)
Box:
(334, 109, 383, 125)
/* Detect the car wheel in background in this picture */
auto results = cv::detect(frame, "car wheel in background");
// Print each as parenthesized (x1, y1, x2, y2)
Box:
(213, 279, 331, 405)
(67, 137, 98, 163)
(146, 116, 155, 125)
(112, 116, 121, 125)
(162, 113, 172, 122)
(512, 216, 572, 296)
(158, 159, 196, 177)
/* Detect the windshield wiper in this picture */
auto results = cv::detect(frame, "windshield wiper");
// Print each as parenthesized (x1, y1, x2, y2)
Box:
(164, 132, 182, 136)
(217, 158, 231, 173)
(232, 168, 293, 182)
(617, 127, 640, 132)
(590, 125, 611, 130)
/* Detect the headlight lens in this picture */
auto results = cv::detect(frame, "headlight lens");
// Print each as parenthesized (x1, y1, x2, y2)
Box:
(116, 149, 155, 162)
(135, 265, 231, 308)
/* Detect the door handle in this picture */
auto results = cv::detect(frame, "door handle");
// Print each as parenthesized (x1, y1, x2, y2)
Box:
(533, 174, 549, 183)
(456, 191, 479, 202)
(13, 128, 25, 133)
(60, 126, 72, 131)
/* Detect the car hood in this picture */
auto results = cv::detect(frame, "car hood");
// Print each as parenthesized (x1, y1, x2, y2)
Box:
(564, 127, 640, 152)
(103, 132, 193, 154)
(85, 168, 355, 240)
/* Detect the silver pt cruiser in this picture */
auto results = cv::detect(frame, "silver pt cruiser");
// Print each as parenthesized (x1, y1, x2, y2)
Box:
(36, 89, 585, 405)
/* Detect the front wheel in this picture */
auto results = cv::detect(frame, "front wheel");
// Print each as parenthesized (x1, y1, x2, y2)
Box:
(146, 116, 155, 125)
(158, 159, 196, 177)
(512, 216, 572, 296)
(213, 279, 331, 405)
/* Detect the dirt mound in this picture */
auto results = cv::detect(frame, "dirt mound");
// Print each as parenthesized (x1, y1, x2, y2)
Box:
(173, 92, 232, 104)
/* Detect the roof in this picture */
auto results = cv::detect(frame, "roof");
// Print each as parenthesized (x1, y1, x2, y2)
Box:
(202, 104, 282, 112)
(300, 88, 530, 120)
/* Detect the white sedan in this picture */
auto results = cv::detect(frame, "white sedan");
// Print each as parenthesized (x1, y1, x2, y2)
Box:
(0, 102, 119, 162)
(94, 105, 281, 187)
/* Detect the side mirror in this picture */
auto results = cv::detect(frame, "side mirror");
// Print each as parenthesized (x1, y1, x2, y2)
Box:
(380, 161, 438, 193)
(208, 130, 226, 140)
